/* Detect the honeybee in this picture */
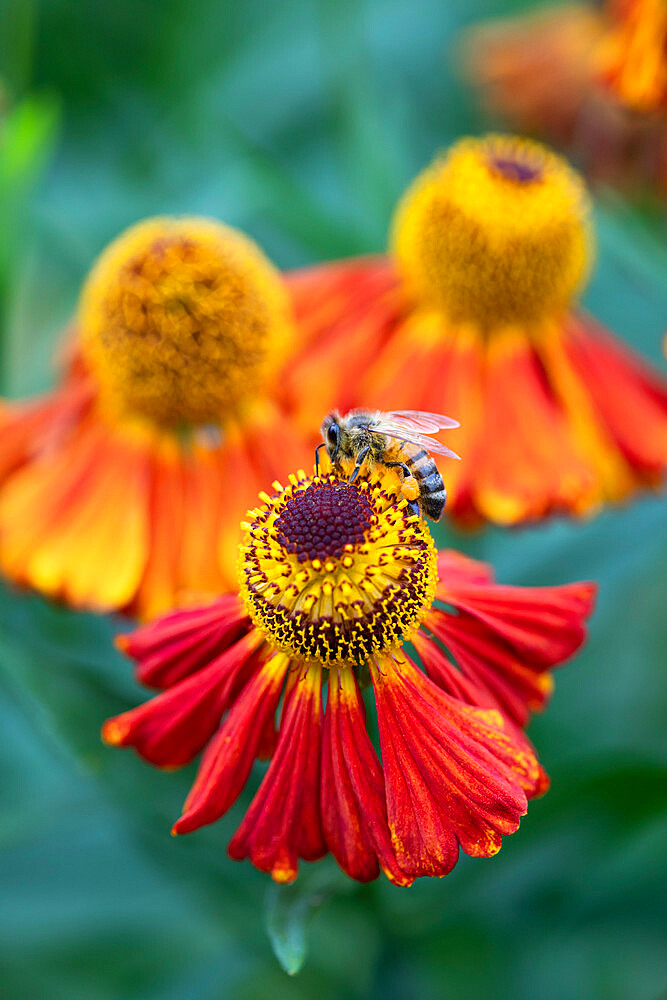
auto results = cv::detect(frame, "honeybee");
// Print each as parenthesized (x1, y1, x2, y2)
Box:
(317, 408, 460, 521)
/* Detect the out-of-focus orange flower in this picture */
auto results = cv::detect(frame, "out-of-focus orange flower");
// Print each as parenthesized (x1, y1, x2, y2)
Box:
(463, 0, 667, 194)
(0, 217, 309, 619)
(286, 136, 667, 526)
(103, 462, 596, 884)
(596, 0, 667, 112)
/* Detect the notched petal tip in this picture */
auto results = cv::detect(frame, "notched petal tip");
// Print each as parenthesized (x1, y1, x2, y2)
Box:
(114, 633, 130, 654)
(100, 716, 129, 746)
(269, 862, 299, 885)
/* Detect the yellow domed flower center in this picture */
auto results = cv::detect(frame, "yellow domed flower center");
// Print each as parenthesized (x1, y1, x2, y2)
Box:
(391, 135, 592, 329)
(79, 217, 292, 426)
(238, 469, 438, 667)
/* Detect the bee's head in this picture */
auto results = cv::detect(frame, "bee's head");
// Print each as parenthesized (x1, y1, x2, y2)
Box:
(321, 412, 342, 462)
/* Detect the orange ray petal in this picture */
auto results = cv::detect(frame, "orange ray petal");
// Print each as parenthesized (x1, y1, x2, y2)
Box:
(361, 313, 485, 521)
(134, 437, 186, 620)
(473, 328, 599, 523)
(285, 257, 403, 425)
(0, 412, 151, 610)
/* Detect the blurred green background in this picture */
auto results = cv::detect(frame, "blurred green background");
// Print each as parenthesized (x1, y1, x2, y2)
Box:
(0, 0, 666, 997)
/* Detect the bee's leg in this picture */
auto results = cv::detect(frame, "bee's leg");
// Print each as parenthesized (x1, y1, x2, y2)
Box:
(348, 446, 371, 484)
(385, 460, 411, 479)
(387, 461, 421, 517)
(314, 443, 326, 477)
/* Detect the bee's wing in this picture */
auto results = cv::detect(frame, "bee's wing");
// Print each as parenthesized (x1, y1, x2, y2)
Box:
(386, 409, 460, 432)
(378, 428, 461, 460)
(366, 410, 461, 460)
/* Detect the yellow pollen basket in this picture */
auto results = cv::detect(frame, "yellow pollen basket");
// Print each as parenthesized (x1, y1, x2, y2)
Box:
(238, 468, 438, 668)
(79, 216, 293, 426)
(391, 135, 592, 330)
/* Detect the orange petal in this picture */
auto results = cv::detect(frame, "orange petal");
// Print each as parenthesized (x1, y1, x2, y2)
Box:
(361, 312, 485, 522)
(134, 437, 186, 619)
(0, 411, 151, 611)
(285, 257, 402, 426)
(177, 446, 229, 600)
(473, 327, 598, 523)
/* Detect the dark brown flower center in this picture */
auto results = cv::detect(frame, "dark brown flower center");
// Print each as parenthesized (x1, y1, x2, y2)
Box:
(273, 481, 374, 563)
(489, 156, 542, 183)
(238, 471, 438, 667)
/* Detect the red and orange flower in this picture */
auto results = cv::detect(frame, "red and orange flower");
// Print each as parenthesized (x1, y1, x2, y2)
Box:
(103, 462, 595, 885)
(0, 217, 309, 619)
(287, 135, 667, 527)
(463, 0, 667, 194)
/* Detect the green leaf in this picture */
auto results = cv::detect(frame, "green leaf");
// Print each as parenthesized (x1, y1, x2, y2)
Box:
(264, 862, 355, 975)
(0, 92, 59, 390)
(0, 94, 59, 188)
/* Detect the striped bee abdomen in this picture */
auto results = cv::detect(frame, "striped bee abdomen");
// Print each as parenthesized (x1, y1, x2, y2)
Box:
(405, 449, 447, 522)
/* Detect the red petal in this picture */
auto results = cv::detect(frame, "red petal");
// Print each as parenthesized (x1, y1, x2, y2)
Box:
(228, 663, 326, 883)
(173, 652, 289, 834)
(437, 579, 597, 666)
(435, 550, 495, 591)
(429, 573, 595, 727)
(321, 669, 412, 886)
(371, 655, 537, 877)
(117, 594, 250, 689)
(102, 631, 264, 767)
(565, 315, 667, 476)
(412, 632, 549, 797)
(413, 629, 501, 706)
(421, 615, 554, 726)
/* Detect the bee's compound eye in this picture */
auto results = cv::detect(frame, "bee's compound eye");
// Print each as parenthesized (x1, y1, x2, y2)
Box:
(327, 423, 340, 450)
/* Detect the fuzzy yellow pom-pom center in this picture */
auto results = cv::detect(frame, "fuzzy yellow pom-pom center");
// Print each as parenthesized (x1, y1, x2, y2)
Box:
(79, 216, 292, 426)
(392, 135, 592, 330)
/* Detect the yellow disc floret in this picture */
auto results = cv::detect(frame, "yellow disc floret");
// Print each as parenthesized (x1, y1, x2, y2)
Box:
(238, 468, 438, 667)
(392, 135, 592, 329)
(79, 216, 292, 425)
